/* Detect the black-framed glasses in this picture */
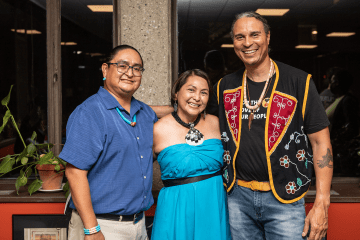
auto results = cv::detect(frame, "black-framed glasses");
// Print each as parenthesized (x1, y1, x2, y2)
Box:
(107, 62, 145, 76)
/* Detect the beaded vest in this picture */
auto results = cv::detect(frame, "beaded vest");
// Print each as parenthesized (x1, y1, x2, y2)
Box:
(217, 60, 313, 203)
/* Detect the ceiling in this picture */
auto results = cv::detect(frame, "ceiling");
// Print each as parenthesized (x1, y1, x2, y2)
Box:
(178, 0, 360, 49)
(28, 0, 360, 53)
(178, 0, 360, 23)
(31, 0, 113, 41)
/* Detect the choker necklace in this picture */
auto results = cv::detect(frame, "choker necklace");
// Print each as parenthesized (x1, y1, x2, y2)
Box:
(171, 111, 204, 146)
(243, 60, 273, 130)
(116, 107, 136, 127)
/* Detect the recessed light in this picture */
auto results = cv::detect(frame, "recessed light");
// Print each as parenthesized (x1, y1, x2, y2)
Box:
(11, 29, 41, 34)
(61, 42, 77, 45)
(312, 30, 318, 35)
(295, 45, 317, 49)
(87, 5, 113, 12)
(326, 32, 355, 37)
(90, 53, 105, 57)
(255, 9, 289, 16)
(221, 44, 234, 48)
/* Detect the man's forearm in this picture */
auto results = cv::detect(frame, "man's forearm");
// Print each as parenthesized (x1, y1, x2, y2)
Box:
(310, 129, 333, 203)
(304, 127, 333, 239)
(66, 164, 98, 229)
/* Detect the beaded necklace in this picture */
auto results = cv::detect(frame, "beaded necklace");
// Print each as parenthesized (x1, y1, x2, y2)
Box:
(243, 60, 273, 130)
(171, 111, 204, 146)
(116, 107, 137, 127)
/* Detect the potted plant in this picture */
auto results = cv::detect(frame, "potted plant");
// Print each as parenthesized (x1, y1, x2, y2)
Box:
(0, 85, 68, 196)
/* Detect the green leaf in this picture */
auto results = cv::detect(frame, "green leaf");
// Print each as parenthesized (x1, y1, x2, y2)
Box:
(31, 131, 37, 141)
(28, 179, 43, 196)
(0, 155, 15, 174)
(297, 177, 303, 187)
(54, 164, 60, 171)
(63, 181, 70, 198)
(0, 110, 11, 134)
(16, 148, 28, 164)
(54, 156, 67, 166)
(20, 168, 24, 177)
(15, 175, 28, 193)
(21, 157, 28, 165)
(37, 151, 54, 165)
(36, 143, 54, 151)
(26, 143, 36, 155)
(26, 168, 32, 178)
(1, 85, 13, 107)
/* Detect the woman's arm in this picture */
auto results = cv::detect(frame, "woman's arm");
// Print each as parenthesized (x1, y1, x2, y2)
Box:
(66, 163, 105, 240)
(150, 105, 173, 119)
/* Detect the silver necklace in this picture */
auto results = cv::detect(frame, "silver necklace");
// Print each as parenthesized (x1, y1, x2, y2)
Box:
(172, 112, 204, 146)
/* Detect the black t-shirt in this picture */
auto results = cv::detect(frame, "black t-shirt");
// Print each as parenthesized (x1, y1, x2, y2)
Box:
(224, 74, 329, 182)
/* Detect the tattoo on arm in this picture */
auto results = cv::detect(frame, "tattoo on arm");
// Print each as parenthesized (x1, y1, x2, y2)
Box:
(317, 148, 333, 169)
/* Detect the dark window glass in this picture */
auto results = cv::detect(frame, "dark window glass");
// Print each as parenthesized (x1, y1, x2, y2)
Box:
(0, 0, 47, 178)
(61, 1, 112, 143)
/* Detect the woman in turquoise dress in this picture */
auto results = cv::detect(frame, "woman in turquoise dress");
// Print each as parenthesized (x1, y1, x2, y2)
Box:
(151, 69, 231, 240)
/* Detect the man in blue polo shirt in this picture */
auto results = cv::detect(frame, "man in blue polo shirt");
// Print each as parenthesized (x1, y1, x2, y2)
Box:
(60, 45, 157, 240)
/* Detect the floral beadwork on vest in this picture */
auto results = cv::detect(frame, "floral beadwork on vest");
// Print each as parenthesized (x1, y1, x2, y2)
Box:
(279, 126, 314, 195)
(267, 92, 297, 154)
(223, 88, 242, 143)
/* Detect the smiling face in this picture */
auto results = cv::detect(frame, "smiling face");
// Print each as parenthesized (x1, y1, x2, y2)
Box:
(102, 48, 142, 98)
(233, 17, 270, 68)
(175, 75, 209, 122)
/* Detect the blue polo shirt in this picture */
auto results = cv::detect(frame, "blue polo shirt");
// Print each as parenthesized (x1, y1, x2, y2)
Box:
(59, 87, 157, 215)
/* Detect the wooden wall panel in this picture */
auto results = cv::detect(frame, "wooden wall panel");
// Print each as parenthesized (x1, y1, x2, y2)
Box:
(46, 0, 62, 155)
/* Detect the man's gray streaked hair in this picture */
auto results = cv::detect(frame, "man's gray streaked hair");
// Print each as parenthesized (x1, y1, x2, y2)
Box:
(230, 11, 270, 39)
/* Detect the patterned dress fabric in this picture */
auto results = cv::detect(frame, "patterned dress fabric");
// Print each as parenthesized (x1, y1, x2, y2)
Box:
(151, 139, 231, 240)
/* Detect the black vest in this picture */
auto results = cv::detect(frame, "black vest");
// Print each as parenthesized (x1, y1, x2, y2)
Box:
(217, 60, 313, 203)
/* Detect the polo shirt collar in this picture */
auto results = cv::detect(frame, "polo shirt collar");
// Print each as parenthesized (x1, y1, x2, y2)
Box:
(97, 87, 143, 116)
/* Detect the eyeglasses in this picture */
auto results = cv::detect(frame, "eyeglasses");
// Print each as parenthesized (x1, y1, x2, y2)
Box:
(107, 62, 145, 76)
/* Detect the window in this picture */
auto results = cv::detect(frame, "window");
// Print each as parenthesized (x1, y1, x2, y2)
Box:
(0, 0, 47, 176)
(61, 0, 113, 143)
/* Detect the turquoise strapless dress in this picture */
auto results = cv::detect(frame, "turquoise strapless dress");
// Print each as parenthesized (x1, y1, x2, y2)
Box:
(151, 139, 232, 240)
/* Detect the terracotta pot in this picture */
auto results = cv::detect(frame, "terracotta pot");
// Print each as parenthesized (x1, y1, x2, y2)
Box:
(36, 164, 65, 190)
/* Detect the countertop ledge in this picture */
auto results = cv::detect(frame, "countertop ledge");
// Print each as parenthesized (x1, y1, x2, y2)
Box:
(1, 177, 359, 203)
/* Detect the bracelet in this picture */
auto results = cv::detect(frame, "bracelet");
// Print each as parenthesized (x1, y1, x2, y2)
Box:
(84, 224, 101, 235)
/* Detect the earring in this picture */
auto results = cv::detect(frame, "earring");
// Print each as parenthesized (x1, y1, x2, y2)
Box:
(103, 77, 106, 81)
(203, 110, 206, 120)
(174, 101, 178, 112)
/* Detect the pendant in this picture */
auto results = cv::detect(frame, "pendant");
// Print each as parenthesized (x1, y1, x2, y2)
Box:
(262, 98, 270, 108)
(248, 112, 254, 130)
(185, 127, 204, 146)
(130, 122, 136, 127)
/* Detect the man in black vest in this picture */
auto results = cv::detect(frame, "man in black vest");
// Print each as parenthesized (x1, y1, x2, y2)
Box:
(208, 12, 332, 240)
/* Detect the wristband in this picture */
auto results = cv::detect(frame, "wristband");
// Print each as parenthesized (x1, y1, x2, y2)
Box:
(84, 224, 101, 235)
